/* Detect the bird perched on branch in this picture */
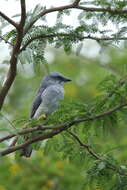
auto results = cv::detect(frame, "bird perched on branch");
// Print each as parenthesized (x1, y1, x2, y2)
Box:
(20, 72, 71, 157)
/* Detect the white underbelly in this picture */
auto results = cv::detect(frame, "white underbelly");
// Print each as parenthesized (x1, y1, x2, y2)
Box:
(33, 102, 59, 118)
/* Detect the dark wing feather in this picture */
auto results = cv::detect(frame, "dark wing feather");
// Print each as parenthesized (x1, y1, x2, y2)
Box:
(30, 93, 42, 118)
(30, 79, 48, 118)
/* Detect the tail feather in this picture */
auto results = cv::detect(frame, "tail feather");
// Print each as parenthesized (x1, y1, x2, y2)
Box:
(20, 146, 32, 157)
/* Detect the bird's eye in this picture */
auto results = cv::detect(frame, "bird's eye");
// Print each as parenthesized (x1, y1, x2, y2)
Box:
(54, 76, 62, 80)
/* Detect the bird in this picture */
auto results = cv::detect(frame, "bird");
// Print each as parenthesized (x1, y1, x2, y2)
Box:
(20, 72, 71, 157)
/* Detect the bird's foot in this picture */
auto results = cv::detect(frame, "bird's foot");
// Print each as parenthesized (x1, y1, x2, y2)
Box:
(38, 114, 47, 121)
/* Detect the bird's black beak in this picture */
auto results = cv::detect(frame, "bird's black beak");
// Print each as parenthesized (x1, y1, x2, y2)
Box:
(64, 78, 72, 82)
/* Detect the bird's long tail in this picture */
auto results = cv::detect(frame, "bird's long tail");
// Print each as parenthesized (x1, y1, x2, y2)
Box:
(20, 145, 32, 157)
(20, 114, 47, 157)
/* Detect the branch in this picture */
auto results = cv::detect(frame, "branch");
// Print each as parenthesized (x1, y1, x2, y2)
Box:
(19, 0, 26, 27)
(0, 59, 17, 110)
(0, 101, 127, 155)
(24, 4, 73, 34)
(0, 35, 13, 46)
(0, 0, 26, 110)
(0, 45, 18, 111)
(67, 131, 127, 176)
(67, 130, 101, 160)
(0, 125, 54, 143)
(73, 0, 81, 6)
(0, 11, 18, 29)
(0, 129, 62, 156)
(1, 132, 127, 177)
(24, 3, 127, 34)
(77, 5, 127, 14)
(20, 33, 127, 52)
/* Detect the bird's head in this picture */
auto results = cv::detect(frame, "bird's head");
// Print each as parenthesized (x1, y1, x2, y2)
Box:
(42, 72, 71, 86)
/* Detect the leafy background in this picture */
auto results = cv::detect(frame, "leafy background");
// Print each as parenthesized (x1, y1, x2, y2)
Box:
(1, 48, 127, 190)
(1, 0, 127, 190)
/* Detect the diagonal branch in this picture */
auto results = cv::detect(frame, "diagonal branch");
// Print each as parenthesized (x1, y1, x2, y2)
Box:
(0, 11, 18, 29)
(0, 125, 53, 143)
(0, 129, 62, 156)
(0, 101, 127, 153)
(24, 4, 73, 34)
(67, 130, 101, 160)
(0, 35, 13, 46)
(2, 130, 127, 176)
(0, 0, 26, 111)
(0, 52, 17, 110)
(67, 131, 127, 176)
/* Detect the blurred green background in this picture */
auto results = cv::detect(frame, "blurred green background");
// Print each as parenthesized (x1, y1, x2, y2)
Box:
(1, 46, 127, 190)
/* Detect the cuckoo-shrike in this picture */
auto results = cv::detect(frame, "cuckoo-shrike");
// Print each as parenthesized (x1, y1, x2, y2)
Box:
(20, 72, 71, 157)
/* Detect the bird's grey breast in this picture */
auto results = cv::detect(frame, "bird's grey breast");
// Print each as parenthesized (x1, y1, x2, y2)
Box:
(33, 84, 64, 118)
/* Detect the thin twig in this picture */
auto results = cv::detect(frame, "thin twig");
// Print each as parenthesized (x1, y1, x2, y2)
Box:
(20, 33, 127, 52)
(0, 35, 13, 46)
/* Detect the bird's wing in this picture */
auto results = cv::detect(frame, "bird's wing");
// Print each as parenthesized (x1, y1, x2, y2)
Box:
(30, 77, 49, 119)
(30, 93, 42, 118)
(30, 85, 46, 118)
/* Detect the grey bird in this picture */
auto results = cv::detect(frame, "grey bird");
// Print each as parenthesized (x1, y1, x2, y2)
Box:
(20, 72, 71, 157)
